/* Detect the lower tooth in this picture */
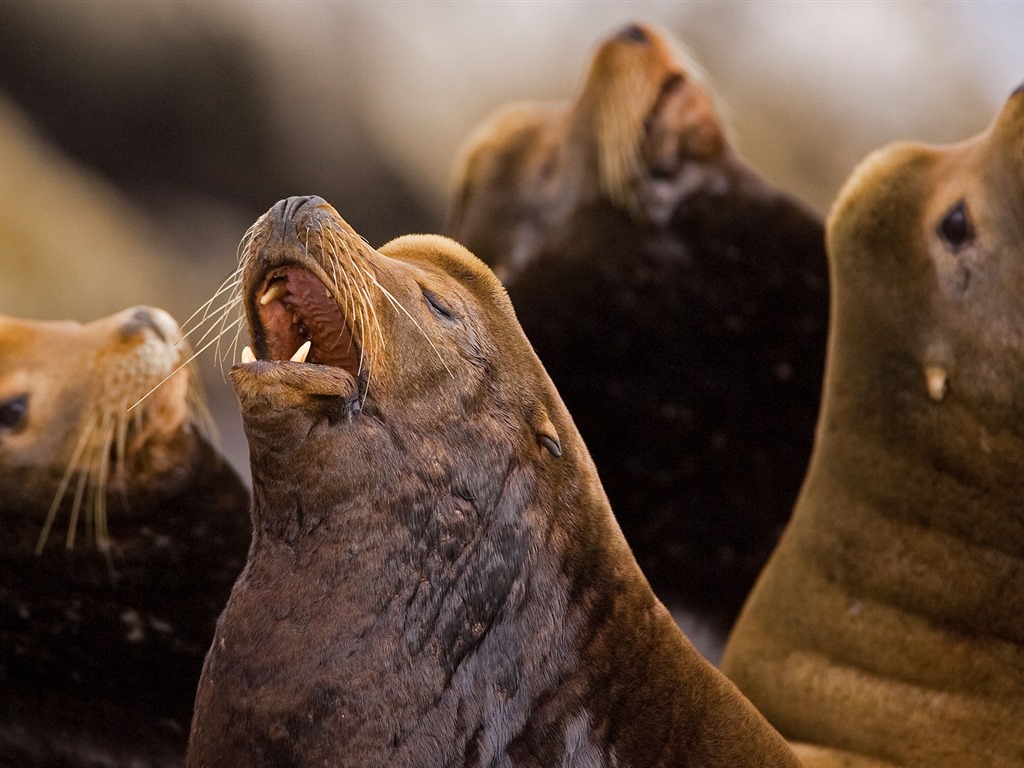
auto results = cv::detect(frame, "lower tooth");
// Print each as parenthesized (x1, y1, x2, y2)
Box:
(241, 346, 256, 364)
(291, 340, 312, 363)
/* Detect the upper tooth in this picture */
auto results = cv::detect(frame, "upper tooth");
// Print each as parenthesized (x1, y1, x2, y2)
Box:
(260, 280, 288, 306)
(242, 345, 256, 364)
(291, 340, 312, 363)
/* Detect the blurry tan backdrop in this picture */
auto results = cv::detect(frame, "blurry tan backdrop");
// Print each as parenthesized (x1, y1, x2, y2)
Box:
(1, 0, 1021, 476)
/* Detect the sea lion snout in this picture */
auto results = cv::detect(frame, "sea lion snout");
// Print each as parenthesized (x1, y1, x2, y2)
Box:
(231, 361, 358, 411)
(117, 305, 180, 344)
(268, 194, 327, 231)
(239, 196, 369, 384)
(613, 23, 649, 45)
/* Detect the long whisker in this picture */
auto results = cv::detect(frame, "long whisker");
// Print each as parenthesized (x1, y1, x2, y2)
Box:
(186, 295, 243, 357)
(63, 459, 91, 550)
(127, 313, 245, 413)
(364, 270, 454, 380)
(213, 295, 244, 369)
(179, 270, 242, 336)
(36, 414, 99, 554)
(91, 410, 117, 554)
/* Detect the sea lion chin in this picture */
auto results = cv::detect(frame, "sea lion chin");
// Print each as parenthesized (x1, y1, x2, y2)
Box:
(447, 21, 828, 656)
(187, 195, 800, 768)
(0, 306, 250, 767)
(721, 86, 1024, 767)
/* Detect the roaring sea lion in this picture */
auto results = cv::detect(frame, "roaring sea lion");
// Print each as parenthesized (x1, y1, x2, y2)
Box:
(0, 306, 251, 767)
(447, 22, 828, 655)
(186, 195, 799, 767)
(720, 86, 1024, 767)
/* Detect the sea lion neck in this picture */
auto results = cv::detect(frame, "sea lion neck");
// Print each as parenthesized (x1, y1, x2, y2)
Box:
(803, 88, 1024, 568)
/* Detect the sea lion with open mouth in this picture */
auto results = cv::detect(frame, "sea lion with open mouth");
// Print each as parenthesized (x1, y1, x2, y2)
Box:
(0, 306, 250, 767)
(186, 195, 799, 767)
(448, 22, 828, 654)
(721, 86, 1024, 767)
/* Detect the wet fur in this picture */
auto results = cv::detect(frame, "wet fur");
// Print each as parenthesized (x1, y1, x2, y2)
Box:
(448, 22, 828, 650)
(721, 87, 1024, 767)
(187, 196, 799, 767)
(0, 307, 250, 767)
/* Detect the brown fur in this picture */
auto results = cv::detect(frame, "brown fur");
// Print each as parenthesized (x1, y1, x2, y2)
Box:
(450, 22, 728, 282)
(187, 196, 799, 767)
(447, 22, 828, 653)
(0, 306, 250, 767)
(721, 86, 1024, 767)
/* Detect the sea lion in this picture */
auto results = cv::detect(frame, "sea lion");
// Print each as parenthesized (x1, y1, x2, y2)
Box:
(0, 306, 251, 767)
(720, 86, 1024, 767)
(186, 195, 799, 767)
(447, 22, 828, 656)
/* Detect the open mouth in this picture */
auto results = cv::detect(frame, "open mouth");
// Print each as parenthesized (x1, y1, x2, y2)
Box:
(244, 265, 361, 378)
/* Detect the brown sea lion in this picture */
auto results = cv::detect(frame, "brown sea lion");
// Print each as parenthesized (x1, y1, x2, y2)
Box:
(186, 195, 799, 767)
(447, 22, 828, 656)
(720, 85, 1024, 767)
(0, 306, 251, 767)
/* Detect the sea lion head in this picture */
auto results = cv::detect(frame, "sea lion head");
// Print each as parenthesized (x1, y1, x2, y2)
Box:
(825, 84, 1024, 446)
(577, 21, 726, 213)
(231, 195, 583, 541)
(449, 22, 727, 278)
(720, 86, 1024, 767)
(0, 306, 209, 551)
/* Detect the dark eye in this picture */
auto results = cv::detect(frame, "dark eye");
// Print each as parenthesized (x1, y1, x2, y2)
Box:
(0, 394, 28, 432)
(938, 201, 973, 249)
(422, 289, 455, 322)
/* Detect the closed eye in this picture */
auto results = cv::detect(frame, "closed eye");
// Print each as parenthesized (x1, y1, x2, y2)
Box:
(422, 288, 456, 322)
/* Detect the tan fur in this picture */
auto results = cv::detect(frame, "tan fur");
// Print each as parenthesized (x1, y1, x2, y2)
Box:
(0, 306, 208, 552)
(449, 22, 727, 280)
(721, 87, 1024, 766)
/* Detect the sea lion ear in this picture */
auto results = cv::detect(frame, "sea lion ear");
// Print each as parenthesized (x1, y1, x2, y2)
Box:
(535, 413, 562, 458)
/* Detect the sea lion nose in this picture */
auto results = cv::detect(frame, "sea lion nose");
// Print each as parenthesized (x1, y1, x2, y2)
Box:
(270, 195, 327, 227)
(614, 23, 649, 45)
(120, 306, 179, 342)
(1013, 80, 1024, 99)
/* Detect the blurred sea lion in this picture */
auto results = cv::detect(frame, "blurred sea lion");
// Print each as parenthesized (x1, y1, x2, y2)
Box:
(187, 195, 799, 767)
(448, 21, 828, 655)
(0, 306, 250, 767)
(721, 86, 1024, 767)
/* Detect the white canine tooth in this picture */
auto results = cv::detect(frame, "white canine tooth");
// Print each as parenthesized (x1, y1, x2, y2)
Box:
(291, 339, 312, 363)
(241, 345, 256, 364)
(260, 280, 288, 306)
(925, 365, 948, 402)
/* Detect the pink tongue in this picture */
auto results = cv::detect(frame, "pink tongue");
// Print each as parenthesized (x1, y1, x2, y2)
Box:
(281, 269, 359, 372)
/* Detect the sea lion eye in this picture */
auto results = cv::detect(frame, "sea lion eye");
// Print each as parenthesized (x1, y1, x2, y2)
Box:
(938, 201, 973, 249)
(422, 289, 455, 322)
(0, 393, 29, 432)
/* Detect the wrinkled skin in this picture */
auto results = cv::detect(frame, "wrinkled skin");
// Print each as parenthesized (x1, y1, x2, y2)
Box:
(448, 22, 828, 652)
(0, 307, 250, 767)
(187, 196, 799, 768)
(722, 86, 1024, 767)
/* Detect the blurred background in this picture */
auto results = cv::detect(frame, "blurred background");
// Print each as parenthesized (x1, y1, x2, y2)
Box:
(2, 0, 1022, 477)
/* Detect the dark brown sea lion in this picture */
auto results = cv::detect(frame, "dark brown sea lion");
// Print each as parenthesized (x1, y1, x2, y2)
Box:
(720, 86, 1024, 767)
(186, 195, 800, 767)
(0, 306, 251, 767)
(447, 22, 828, 655)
